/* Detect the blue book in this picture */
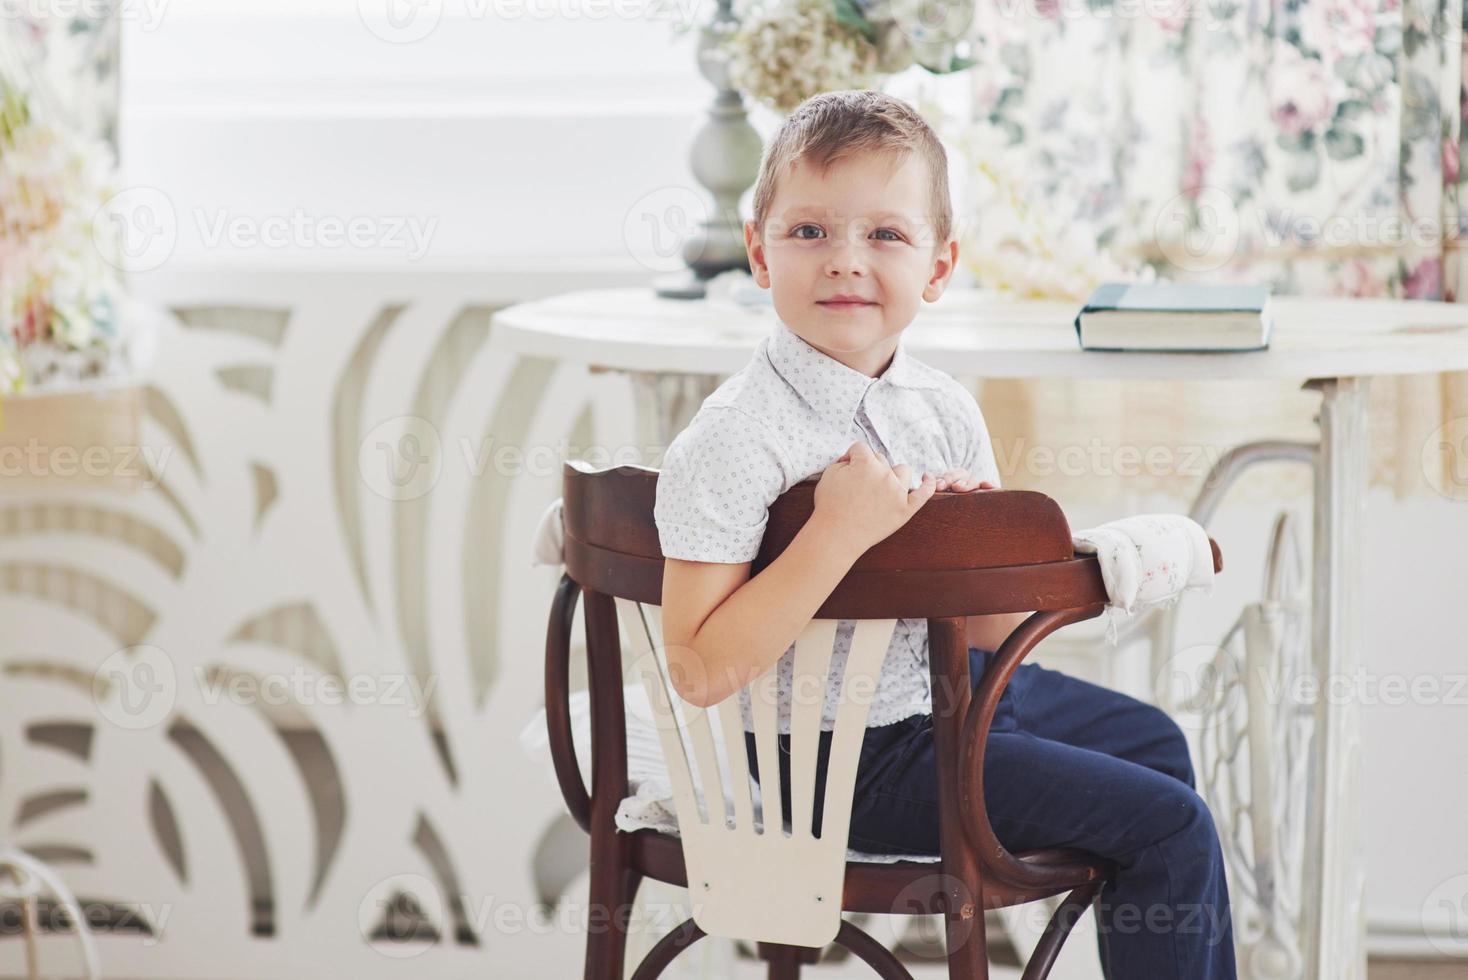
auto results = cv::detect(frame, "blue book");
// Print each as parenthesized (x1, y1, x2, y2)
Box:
(1074, 282, 1273, 351)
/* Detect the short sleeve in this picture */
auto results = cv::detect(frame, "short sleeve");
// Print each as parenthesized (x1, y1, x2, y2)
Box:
(654, 407, 789, 563)
(960, 395, 1002, 488)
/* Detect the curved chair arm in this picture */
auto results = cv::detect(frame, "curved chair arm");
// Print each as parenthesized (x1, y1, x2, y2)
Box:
(957, 604, 1111, 892)
(545, 573, 591, 833)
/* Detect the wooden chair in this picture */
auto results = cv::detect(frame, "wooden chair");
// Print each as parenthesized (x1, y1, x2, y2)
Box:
(545, 461, 1224, 979)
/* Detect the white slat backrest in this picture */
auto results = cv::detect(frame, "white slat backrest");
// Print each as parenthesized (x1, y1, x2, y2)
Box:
(615, 597, 899, 947)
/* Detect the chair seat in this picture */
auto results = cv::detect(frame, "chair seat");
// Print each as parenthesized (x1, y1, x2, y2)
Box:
(628, 829, 1113, 915)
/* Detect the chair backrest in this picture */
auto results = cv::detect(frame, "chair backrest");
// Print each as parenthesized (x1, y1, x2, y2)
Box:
(617, 596, 897, 947)
(556, 460, 1109, 948)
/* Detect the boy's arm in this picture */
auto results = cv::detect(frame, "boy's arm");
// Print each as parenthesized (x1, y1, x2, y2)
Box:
(657, 437, 936, 709)
(660, 510, 866, 708)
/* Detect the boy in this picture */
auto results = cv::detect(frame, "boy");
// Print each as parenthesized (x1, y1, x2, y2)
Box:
(653, 90, 1235, 979)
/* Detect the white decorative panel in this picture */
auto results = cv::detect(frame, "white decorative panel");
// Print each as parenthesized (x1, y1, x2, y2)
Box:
(0, 268, 642, 977)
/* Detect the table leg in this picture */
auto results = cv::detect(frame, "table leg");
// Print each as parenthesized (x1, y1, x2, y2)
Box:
(626, 370, 723, 452)
(1301, 376, 1369, 980)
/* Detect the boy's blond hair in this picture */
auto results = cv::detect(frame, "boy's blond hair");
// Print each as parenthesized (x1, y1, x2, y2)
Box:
(750, 89, 953, 250)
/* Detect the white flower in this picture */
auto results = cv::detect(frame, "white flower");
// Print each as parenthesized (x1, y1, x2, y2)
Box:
(0, 82, 129, 390)
(726, 0, 883, 114)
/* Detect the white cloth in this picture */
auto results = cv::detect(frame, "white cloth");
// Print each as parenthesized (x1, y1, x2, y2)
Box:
(1071, 513, 1216, 644)
(531, 498, 564, 567)
(517, 682, 940, 864)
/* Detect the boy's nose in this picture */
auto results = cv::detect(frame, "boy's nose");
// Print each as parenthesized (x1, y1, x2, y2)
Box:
(824, 239, 870, 276)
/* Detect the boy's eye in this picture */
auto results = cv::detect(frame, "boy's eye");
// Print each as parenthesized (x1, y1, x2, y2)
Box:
(790, 224, 905, 242)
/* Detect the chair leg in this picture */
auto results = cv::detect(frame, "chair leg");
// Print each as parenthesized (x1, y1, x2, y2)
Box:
(1020, 882, 1104, 980)
(757, 941, 821, 979)
(944, 887, 988, 980)
(584, 832, 639, 980)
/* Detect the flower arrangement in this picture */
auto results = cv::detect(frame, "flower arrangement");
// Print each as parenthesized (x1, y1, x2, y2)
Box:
(0, 79, 136, 394)
(724, 0, 977, 114)
(952, 127, 1155, 301)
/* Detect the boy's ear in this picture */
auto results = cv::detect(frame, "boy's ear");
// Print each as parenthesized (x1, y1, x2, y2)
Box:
(745, 219, 771, 288)
(922, 236, 960, 303)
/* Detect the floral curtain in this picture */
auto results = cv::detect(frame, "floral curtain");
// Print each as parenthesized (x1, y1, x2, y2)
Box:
(2, 12, 143, 393)
(1, 12, 119, 147)
(953, 0, 1468, 505)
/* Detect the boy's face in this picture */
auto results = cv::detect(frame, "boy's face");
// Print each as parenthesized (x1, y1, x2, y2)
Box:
(744, 150, 960, 377)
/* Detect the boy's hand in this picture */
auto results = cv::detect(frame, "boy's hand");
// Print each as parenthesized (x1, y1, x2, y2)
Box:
(813, 442, 936, 552)
(934, 468, 997, 492)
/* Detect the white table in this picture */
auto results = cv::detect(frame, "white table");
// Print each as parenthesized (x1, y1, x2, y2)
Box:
(492, 286, 1468, 980)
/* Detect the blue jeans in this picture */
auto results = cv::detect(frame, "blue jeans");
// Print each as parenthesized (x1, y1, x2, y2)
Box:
(744, 646, 1237, 980)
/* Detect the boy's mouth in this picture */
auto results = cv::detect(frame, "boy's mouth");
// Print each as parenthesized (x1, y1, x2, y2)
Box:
(817, 298, 878, 310)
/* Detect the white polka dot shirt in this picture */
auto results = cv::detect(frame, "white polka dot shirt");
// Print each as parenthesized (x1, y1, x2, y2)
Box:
(654, 316, 1002, 733)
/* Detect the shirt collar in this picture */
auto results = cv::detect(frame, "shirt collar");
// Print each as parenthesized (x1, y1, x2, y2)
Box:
(765, 315, 941, 427)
